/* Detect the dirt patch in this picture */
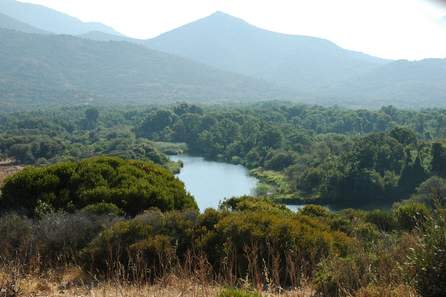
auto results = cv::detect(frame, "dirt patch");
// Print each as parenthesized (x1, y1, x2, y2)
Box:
(0, 160, 24, 185)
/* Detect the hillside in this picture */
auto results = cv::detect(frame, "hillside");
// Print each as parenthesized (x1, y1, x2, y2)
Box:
(0, 11, 48, 34)
(328, 59, 446, 108)
(79, 30, 143, 43)
(146, 12, 389, 93)
(0, 29, 297, 110)
(0, 0, 121, 35)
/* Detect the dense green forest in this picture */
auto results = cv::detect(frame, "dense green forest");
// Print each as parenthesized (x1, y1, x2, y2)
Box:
(2, 102, 446, 296)
(2, 102, 446, 207)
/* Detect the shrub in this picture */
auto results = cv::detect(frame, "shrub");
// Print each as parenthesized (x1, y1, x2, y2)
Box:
(203, 210, 353, 286)
(0, 212, 115, 265)
(220, 196, 291, 214)
(81, 203, 124, 217)
(0, 156, 197, 217)
(354, 285, 419, 297)
(218, 288, 262, 297)
(34, 212, 114, 264)
(393, 202, 430, 231)
(409, 209, 446, 297)
(300, 205, 330, 218)
(83, 209, 198, 276)
(365, 210, 397, 232)
(0, 213, 33, 259)
(315, 255, 375, 297)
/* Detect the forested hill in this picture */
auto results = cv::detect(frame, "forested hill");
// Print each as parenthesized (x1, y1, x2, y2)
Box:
(0, 12, 48, 34)
(0, 0, 121, 35)
(0, 29, 297, 111)
(145, 12, 446, 108)
(326, 59, 446, 108)
(146, 12, 387, 94)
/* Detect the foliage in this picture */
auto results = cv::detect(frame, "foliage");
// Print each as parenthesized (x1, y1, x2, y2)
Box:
(2, 102, 445, 207)
(409, 209, 446, 297)
(393, 202, 430, 231)
(81, 203, 125, 217)
(0, 156, 197, 217)
(218, 288, 262, 297)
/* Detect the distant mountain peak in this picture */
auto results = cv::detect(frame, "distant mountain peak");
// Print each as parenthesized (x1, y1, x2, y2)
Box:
(201, 11, 248, 25)
(209, 11, 238, 18)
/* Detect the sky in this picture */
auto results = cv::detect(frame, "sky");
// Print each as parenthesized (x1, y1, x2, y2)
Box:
(20, 0, 446, 60)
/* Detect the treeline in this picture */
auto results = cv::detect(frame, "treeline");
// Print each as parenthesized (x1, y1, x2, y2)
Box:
(0, 107, 171, 168)
(135, 103, 446, 206)
(2, 102, 446, 207)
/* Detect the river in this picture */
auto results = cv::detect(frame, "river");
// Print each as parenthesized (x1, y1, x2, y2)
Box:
(169, 155, 258, 211)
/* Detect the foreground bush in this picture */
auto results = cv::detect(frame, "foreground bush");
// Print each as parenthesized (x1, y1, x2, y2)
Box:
(218, 288, 262, 297)
(410, 209, 446, 297)
(82, 198, 354, 287)
(0, 211, 118, 266)
(0, 156, 197, 216)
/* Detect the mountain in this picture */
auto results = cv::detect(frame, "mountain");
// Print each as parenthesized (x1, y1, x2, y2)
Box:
(0, 29, 297, 111)
(79, 31, 143, 44)
(0, 0, 121, 35)
(0, 12, 48, 34)
(146, 12, 389, 93)
(328, 59, 446, 108)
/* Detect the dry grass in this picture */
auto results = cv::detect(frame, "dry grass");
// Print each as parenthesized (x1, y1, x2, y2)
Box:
(0, 160, 23, 186)
(0, 267, 313, 297)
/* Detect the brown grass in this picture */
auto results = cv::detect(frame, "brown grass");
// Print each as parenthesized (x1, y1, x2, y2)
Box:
(0, 161, 23, 186)
(0, 266, 313, 297)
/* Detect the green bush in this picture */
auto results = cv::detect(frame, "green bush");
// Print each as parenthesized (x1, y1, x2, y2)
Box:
(393, 202, 430, 231)
(315, 255, 375, 297)
(410, 209, 446, 297)
(218, 288, 262, 297)
(365, 210, 397, 232)
(0, 156, 197, 217)
(83, 209, 198, 275)
(300, 205, 330, 218)
(81, 203, 124, 217)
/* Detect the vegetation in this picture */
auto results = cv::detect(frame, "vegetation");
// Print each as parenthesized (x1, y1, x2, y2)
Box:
(0, 194, 441, 296)
(1, 102, 446, 296)
(0, 156, 196, 217)
(0, 28, 293, 111)
(132, 102, 446, 207)
(2, 102, 446, 208)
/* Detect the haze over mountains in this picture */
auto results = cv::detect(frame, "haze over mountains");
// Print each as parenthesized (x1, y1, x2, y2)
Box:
(0, 0, 445, 109)
(147, 12, 388, 93)
(0, 28, 293, 111)
(0, 0, 121, 35)
(0, 11, 48, 34)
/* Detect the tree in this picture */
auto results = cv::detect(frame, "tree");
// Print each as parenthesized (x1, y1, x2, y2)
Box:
(432, 143, 446, 178)
(137, 110, 177, 138)
(83, 108, 99, 130)
(412, 176, 446, 205)
(389, 126, 417, 146)
(0, 156, 197, 217)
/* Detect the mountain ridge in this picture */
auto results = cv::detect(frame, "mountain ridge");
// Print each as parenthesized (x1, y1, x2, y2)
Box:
(0, 11, 48, 34)
(145, 11, 389, 93)
(0, 28, 299, 111)
(0, 0, 122, 35)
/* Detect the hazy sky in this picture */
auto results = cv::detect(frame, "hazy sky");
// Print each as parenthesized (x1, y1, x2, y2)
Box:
(21, 0, 446, 60)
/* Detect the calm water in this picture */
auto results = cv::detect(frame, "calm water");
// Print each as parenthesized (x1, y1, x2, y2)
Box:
(169, 155, 258, 211)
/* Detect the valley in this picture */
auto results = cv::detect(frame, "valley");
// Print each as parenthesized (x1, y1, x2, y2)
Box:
(0, 1, 446, 296)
